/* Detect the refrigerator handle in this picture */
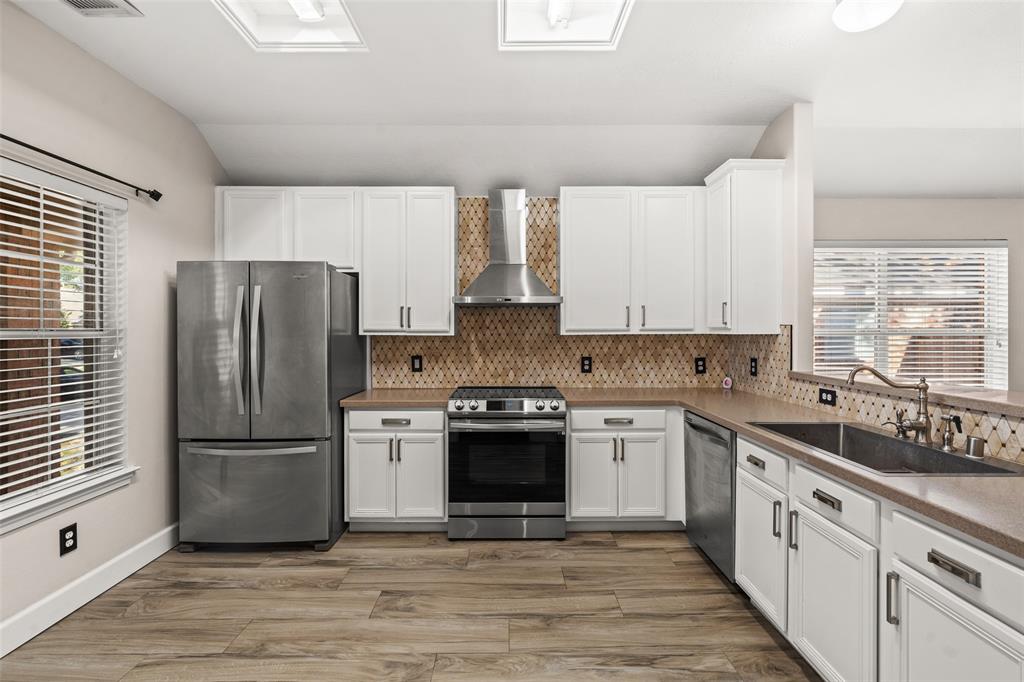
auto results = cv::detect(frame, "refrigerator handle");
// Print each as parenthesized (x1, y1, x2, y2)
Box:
(250, 284, 263, 415)
(231, 284, 246, 416)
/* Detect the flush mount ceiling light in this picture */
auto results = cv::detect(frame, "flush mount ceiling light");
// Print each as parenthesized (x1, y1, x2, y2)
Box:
(832, 0, 904, 33)
(499, 0, 635, 51)
(211, 0, 366, 52)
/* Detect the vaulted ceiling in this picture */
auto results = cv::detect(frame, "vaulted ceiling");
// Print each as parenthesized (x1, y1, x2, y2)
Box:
(9, 0, 1024, 196)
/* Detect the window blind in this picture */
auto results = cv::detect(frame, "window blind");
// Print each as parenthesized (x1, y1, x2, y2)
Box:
(813, 241, 1009, 389)
(0, 168, 127, 506)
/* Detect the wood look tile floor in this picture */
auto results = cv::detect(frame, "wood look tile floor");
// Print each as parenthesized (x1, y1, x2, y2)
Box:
(1, 532, 820, 681)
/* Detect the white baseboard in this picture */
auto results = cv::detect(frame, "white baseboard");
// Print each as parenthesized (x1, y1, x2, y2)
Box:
(0, 523, 178, 657)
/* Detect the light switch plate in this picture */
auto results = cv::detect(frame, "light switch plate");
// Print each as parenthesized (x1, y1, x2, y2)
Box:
(410, 355, 423, 372)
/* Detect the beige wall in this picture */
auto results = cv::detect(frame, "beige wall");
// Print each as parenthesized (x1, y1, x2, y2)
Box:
(0, 1, 226, 622)
(815, 197, 1024, 391)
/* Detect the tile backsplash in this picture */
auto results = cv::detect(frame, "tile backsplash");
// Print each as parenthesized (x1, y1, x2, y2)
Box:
(371, 196, 1022, 463)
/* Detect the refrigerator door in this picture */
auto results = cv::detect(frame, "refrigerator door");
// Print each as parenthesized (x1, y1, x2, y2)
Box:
(250, 261, 330, 439)
(179, 440, 330, 543)
(177, 261, 250, 439)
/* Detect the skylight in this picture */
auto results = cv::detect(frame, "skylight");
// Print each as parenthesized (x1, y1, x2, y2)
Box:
(498, 0, 635, 51)
(211, 0, 366, 52)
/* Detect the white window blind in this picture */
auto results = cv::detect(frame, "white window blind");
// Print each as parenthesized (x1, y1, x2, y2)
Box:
(813, 241, 1009, 389)
(0, 166, 128, 508)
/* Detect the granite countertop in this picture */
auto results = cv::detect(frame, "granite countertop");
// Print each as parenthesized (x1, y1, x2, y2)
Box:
(341, 386, 1024, 560)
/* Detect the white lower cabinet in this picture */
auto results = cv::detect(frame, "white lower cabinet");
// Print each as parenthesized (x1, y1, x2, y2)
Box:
(570, 431, 665, 519)
(347, 433, 395, 518)
(735, 468, 788, 631)
(788, 502, 878, 682)
(885, 560, 1024, 681)
(394, 433, 445, 518)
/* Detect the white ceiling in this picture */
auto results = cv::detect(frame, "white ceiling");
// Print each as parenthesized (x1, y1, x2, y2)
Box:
(9, 0, 1024, 195)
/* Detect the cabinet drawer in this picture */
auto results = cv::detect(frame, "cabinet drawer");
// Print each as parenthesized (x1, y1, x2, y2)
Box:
(893, 511, 1024, 628)
(737, 438, 787, 492)
(793, 465, 878, 542)
(348, 410, 444, 432)
(571, 409, 666, 431)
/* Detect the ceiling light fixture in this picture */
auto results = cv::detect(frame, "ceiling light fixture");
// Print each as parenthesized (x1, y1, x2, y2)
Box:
(287, 0, 326, 23)
(832, 0, 904, 33)
(547, 0, 573, 29)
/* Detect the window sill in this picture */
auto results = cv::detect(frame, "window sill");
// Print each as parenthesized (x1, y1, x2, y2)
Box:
(0, 466, 139, 537)
(789, 371, 1024, 419)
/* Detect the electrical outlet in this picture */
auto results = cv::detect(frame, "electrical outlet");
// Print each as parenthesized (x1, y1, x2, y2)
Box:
(694, 357, 706, 375)
(59, 523, 77, 556)
(581, 356, 592, 374)
(410, 355, 423, 373)
(818, 387, 837, 407)
(749, 357, 758, 376)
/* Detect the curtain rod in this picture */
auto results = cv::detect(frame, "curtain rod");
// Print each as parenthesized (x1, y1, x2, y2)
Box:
(0, 133, 162, 202)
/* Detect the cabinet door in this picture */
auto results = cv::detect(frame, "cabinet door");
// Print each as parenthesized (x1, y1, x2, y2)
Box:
(789, 503, 877, 682)
(735, 469, 788, 631)
(404, 190, 454, 334)
(560, 189, 632, 333)
(347, 433, 395, 519)
(705, 177, 731, 330)
(220, 188, 290, 261)
(731, 169, 782, 334)
(888, 561, 1024, 682)
(635, 189, 695, 332)
(360, 190, 406, 333)
(570, 433, 618, 517)
(618, 432, 665, 517)
(293, 188, 359, 270)
(395, 432, 445, 519)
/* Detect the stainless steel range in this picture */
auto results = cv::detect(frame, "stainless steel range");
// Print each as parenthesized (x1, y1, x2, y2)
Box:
(447, 386, 567, 539)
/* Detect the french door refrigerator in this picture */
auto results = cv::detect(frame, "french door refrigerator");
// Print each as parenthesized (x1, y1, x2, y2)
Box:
(176, 261, 365, 550)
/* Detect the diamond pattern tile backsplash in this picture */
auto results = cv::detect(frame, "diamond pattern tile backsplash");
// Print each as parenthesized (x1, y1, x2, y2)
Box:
(372, 197, 1022, 463)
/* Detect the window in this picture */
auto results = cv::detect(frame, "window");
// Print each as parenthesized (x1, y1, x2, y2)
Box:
(813, 241, 1009, 389)
(1, 160, 129, 524)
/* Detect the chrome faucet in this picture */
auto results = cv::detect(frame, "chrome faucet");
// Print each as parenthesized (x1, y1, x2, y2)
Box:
(846, 366, 932, 446)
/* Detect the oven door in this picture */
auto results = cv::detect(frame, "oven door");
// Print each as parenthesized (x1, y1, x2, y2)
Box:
(448, 418, 566, 516)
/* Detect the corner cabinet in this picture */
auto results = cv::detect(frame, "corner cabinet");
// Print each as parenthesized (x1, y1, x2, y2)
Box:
(216, 187, 359, 269)
(560, 187, 701, 335)
(704, 159, 784, 333)
(360, 187, 456, 335)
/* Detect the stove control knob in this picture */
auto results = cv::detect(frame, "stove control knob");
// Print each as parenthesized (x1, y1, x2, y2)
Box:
(535, 400, 546, 410)
(454, 400, 465, 411)
(549, 400, 561, 411)
(468, 400, 479, 411)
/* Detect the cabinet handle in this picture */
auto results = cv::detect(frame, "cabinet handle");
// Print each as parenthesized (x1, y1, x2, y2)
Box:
(812, 488, 843, 512)
(788, 510, 799, 550)
(772, 500, 782, 538)
(927, 549, 982, 587)
(396, 438, 402, 463)
(613, 438, 618, 461)
(381, 418, 411, 426)
(626, 305, 630, 328)
(746, 454, 766, 469)
(619, 437, 625, 461)
(407, 306, 412, 329)
(641, 304, 646, 328)
(388, 437, 394, 462)
(399, 305, 405, 329)
(604, 417, 634, 425)
(886, 571, 900, 625)
(721, 301, 728, 326)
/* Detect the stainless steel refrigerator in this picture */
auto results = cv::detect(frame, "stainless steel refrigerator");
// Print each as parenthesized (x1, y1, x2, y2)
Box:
(176, 261, 365, 550)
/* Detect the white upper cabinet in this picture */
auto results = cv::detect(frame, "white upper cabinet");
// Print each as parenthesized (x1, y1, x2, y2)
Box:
(704, 159, 785, 334)
(218, 187, 359, 268)
(560, 186, 702, 335)
(360, 187, 455, 336)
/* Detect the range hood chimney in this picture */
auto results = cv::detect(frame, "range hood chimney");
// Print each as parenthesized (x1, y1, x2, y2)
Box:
(454, 189, 562, 306)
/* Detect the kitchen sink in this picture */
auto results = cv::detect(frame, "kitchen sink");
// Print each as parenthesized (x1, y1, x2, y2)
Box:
(750, 422, 1022, 476)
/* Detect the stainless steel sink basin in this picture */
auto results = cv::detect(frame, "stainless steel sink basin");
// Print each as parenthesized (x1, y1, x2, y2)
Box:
(750, 422, 1022, 476)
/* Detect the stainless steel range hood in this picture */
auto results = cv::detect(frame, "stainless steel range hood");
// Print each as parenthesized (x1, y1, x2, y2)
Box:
(454, 189, 562, 306)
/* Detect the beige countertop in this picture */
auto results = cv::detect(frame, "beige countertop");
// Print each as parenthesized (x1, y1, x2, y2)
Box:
(342, 386, 1024, 560)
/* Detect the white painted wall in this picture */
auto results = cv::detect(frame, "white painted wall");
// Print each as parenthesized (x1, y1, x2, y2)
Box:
(0, 0, 226, 644)
(815, 197, 1024, 391)
(752, 103, 815, 371)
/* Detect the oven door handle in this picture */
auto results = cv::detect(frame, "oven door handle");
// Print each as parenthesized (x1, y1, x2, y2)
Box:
(448, 419, 566, 432)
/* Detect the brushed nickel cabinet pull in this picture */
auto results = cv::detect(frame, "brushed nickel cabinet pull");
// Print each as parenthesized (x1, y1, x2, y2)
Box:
(407, 306, 412, 329)
(746, 454, 766, 469)
(604, 417, 634, 425)
(772, 500, 782, 538)
(381, 418, 412, 426)
(641, 304, 646, 328)
(396, 438, 402, 463)
(399, 305, 405, 329)
(788, 510, 799, 550)
(812, 488, 843, 512)
(626, 305, 631, 328)
(886, 571, 900, 625)
(613, 439, 618, 461)
(388, 438, 394, 462)
(927, 549, 982, 587)
(619, 438, 625, 461)
(721, 301, 728, 326)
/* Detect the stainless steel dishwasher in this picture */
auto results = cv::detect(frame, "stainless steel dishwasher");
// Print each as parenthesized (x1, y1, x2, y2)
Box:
(684, 412, 736, 581)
